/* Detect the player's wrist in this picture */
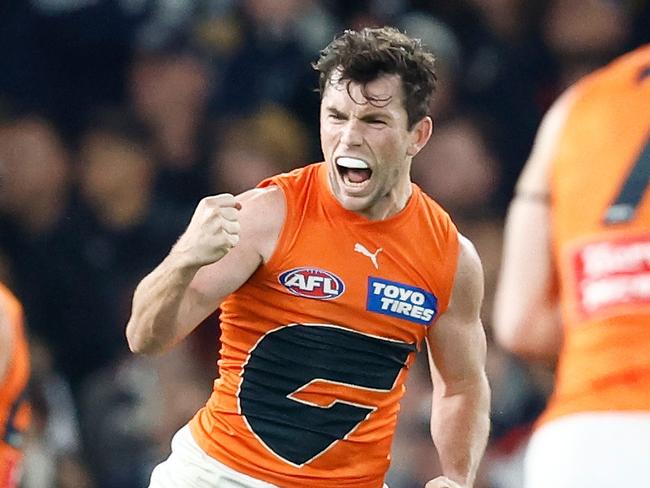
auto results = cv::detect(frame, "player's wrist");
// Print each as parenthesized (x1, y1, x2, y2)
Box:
(165, 249, 206, 275)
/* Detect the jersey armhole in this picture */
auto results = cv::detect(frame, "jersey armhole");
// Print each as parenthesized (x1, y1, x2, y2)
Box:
(260, 181, 297, 273)
(438, 221, 461, 317)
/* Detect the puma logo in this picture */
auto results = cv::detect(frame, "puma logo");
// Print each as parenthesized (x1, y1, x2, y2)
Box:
(354, 243, 383, 270)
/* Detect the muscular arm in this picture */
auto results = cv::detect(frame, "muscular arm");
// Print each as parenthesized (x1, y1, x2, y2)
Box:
(126, 186, 285, 355)
(492, 90, 577, 361)
(426, 236, 490, 488)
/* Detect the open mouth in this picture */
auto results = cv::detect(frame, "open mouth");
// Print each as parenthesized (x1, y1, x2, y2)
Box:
(336, 157, 372, 187)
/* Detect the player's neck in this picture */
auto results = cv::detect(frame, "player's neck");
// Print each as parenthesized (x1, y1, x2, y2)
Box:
(360, 180, 413, 221)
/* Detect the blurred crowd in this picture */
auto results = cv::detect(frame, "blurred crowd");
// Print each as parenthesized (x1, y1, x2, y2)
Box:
(0, 0, 648, 487)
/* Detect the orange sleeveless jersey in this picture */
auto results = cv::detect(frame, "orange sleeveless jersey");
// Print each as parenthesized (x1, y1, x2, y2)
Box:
(0, 283, 30, 487)
(190, 163, 459, 487)
(540, 45, 650, 426)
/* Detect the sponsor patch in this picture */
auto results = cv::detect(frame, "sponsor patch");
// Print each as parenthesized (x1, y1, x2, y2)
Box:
(367, 277, 437, 325)
(572, 234, 650, 317)
(279, 267, 345, 300)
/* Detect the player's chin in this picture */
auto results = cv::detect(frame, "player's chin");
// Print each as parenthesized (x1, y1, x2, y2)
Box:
(337, 193, 375, 213)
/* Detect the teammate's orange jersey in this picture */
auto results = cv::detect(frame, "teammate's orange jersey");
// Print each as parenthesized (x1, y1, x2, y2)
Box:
(540, 45, 650, 425)
(0, 283, 30, 487)
(190, 162, 459, 487)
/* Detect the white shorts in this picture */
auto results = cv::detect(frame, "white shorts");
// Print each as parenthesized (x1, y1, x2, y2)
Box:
(149, 425, 390, 488)
(524, 412, 650, 488)
(148, 425, 278, 488)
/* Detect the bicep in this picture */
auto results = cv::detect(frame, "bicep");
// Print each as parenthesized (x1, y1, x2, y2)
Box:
(427, 236, 487, 392)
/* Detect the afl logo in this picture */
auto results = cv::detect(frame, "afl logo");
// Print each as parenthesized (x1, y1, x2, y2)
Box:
(279, 267, 345, 300)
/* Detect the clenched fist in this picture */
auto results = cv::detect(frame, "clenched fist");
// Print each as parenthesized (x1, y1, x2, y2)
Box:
(171, 194, 242, 267)
(425, 477, 465, 488)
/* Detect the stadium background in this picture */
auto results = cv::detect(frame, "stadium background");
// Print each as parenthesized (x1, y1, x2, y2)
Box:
(0, 0, 648, 486)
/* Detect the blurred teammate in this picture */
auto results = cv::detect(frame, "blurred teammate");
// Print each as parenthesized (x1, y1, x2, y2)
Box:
(0, 283, 30, 487)
(127, 27, 490, 488)
(494, 44, 650, 487)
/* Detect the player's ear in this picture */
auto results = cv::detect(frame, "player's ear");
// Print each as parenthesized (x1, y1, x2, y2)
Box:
(407, 116, 433, 157)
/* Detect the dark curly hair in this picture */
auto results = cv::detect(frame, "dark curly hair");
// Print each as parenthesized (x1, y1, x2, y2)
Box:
(313, 26, 437, 129)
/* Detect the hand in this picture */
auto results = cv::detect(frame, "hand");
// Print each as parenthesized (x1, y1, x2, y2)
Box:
(425, 476, 466, 488)
(172, 193, 242, 267)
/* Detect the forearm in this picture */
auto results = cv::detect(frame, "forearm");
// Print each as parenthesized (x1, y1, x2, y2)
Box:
(126, 253, 202, 355)
(430, 374, 491, 487)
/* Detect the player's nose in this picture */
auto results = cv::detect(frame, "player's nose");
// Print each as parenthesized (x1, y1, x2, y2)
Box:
(340, 119, 363, 147)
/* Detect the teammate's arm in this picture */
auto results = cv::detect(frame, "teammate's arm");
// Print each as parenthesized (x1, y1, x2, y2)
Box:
(425, 236, 490, 488)
(492, 90, 576, 361)
(126, 186, 285, 355)
(0, 301, 12, 381)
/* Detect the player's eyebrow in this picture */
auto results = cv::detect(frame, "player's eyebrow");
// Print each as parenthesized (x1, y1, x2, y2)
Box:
(325, 106, 392, 122)
(360, 111, 391, 121)
(325, 106, 346, 117)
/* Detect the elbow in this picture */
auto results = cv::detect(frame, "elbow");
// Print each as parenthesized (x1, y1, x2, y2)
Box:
(493, 318, 559, 361)
(493, 322, 525, 355)
(125, 321, 166, 356)
(496, 337, 536, 360)
(492, 305, 534, 357)
(493, 288, 562, 361)
(494, 320, 533, 358)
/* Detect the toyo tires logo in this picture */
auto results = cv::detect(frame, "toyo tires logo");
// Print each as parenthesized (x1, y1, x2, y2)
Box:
(279, 267, 345, 300)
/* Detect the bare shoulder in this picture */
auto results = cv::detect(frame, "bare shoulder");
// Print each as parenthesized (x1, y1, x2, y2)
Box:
(451, 235, 484, 312)
(235, 185, 286, 262)
(457, 235, 483, 279)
